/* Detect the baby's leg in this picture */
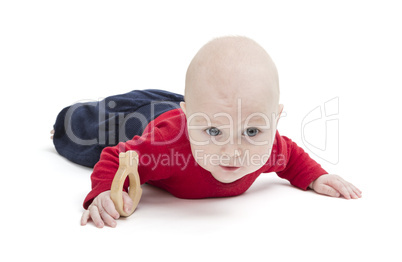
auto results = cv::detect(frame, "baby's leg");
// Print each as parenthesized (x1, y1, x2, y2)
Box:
(52, 89, 183, 167)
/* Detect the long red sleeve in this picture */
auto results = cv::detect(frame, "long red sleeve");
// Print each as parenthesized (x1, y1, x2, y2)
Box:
(271, 134, 328, 189)
(83, 118, 175, 209)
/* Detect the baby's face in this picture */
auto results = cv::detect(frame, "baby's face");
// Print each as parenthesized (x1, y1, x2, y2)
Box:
(182, 65, 281, 183)
(183, 94, 280, 183)
(182, 36, 281, 183)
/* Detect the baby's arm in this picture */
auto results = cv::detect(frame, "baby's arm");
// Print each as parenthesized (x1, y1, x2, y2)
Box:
(80, 142, 134, 228)
(309, 174, 362, 199)
(274, 134, 362, 199)
(81, 190, 133, 228)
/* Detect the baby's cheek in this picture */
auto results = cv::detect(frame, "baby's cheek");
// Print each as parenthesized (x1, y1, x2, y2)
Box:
(249, 131, 274, 146)
(190, 144, 216, 167)
(242, 145, 272, 167)
(188, 131, 208, 146)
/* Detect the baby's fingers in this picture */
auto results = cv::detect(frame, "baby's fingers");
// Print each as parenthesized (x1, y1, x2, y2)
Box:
(89, 205, 105, 228)
(122, 191, 134, 214)
(313, 174, 362, 200)
(348, 183, 362, 199)
(81, 210, 90, 226)
(334, 179, 363, 199)
(326, 179, 351, 199)
(99, 209, 117, 228)
(101, 196, 120, 220)
(337, 182, 352, 199)
(315, 184, 340, 198)
(96, 199, 118, 228)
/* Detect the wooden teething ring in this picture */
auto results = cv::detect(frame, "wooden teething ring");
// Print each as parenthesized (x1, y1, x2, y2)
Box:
(110, 151, 142, 217)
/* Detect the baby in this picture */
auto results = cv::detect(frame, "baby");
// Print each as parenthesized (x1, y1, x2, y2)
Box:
(52, 36, 361, 228)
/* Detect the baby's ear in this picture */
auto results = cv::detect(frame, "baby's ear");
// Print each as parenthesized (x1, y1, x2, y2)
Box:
(180, 102, 187, 115)
(276, 104, 284, 124)
(278, 104, 284, 117)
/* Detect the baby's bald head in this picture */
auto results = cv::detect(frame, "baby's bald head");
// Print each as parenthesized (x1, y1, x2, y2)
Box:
(183, 36, 280, 114)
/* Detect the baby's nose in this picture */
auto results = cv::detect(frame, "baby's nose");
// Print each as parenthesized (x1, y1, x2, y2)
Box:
(220, 148, 242, 166)
(221, 147, 242, 158)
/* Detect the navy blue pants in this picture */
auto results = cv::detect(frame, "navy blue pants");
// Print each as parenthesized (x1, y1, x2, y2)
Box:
(53, 89, 183, 167)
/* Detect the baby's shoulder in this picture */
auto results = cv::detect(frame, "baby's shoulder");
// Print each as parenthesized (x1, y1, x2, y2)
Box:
(141, 108, 189, 148)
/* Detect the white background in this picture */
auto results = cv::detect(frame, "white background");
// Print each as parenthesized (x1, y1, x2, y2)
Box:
(1, 1, 401, 261)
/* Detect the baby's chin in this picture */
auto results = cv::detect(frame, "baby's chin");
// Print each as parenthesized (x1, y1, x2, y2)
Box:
(210, 166, 262, 183)
(195, 159, 265, 183)
(210, 173, 243, 183)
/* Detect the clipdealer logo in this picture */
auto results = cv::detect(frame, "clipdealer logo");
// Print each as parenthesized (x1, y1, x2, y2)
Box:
(301, 97, 339, 165)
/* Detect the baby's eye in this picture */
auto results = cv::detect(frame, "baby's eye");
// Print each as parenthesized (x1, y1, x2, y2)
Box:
(243, 128, 259, 137)
(206, 127, 222, 136)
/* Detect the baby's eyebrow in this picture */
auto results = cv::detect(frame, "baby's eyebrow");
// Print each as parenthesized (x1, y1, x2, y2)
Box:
(188, 113, 271, 126)
(242, 114, 271, 127)
(191, 117, 208, 124)
(244, 117, 269, 124)
(214, 117, 270, 127)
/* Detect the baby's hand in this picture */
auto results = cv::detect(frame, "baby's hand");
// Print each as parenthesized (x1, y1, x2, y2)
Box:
(310, 174, 362, 199)
(81, 190, 133, 228)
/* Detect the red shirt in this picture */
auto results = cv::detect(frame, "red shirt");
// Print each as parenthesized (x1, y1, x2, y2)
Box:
(84, 109, 327, 209)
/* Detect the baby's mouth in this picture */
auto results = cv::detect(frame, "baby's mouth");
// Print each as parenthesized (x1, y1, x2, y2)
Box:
(219, 165, 241, 171)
